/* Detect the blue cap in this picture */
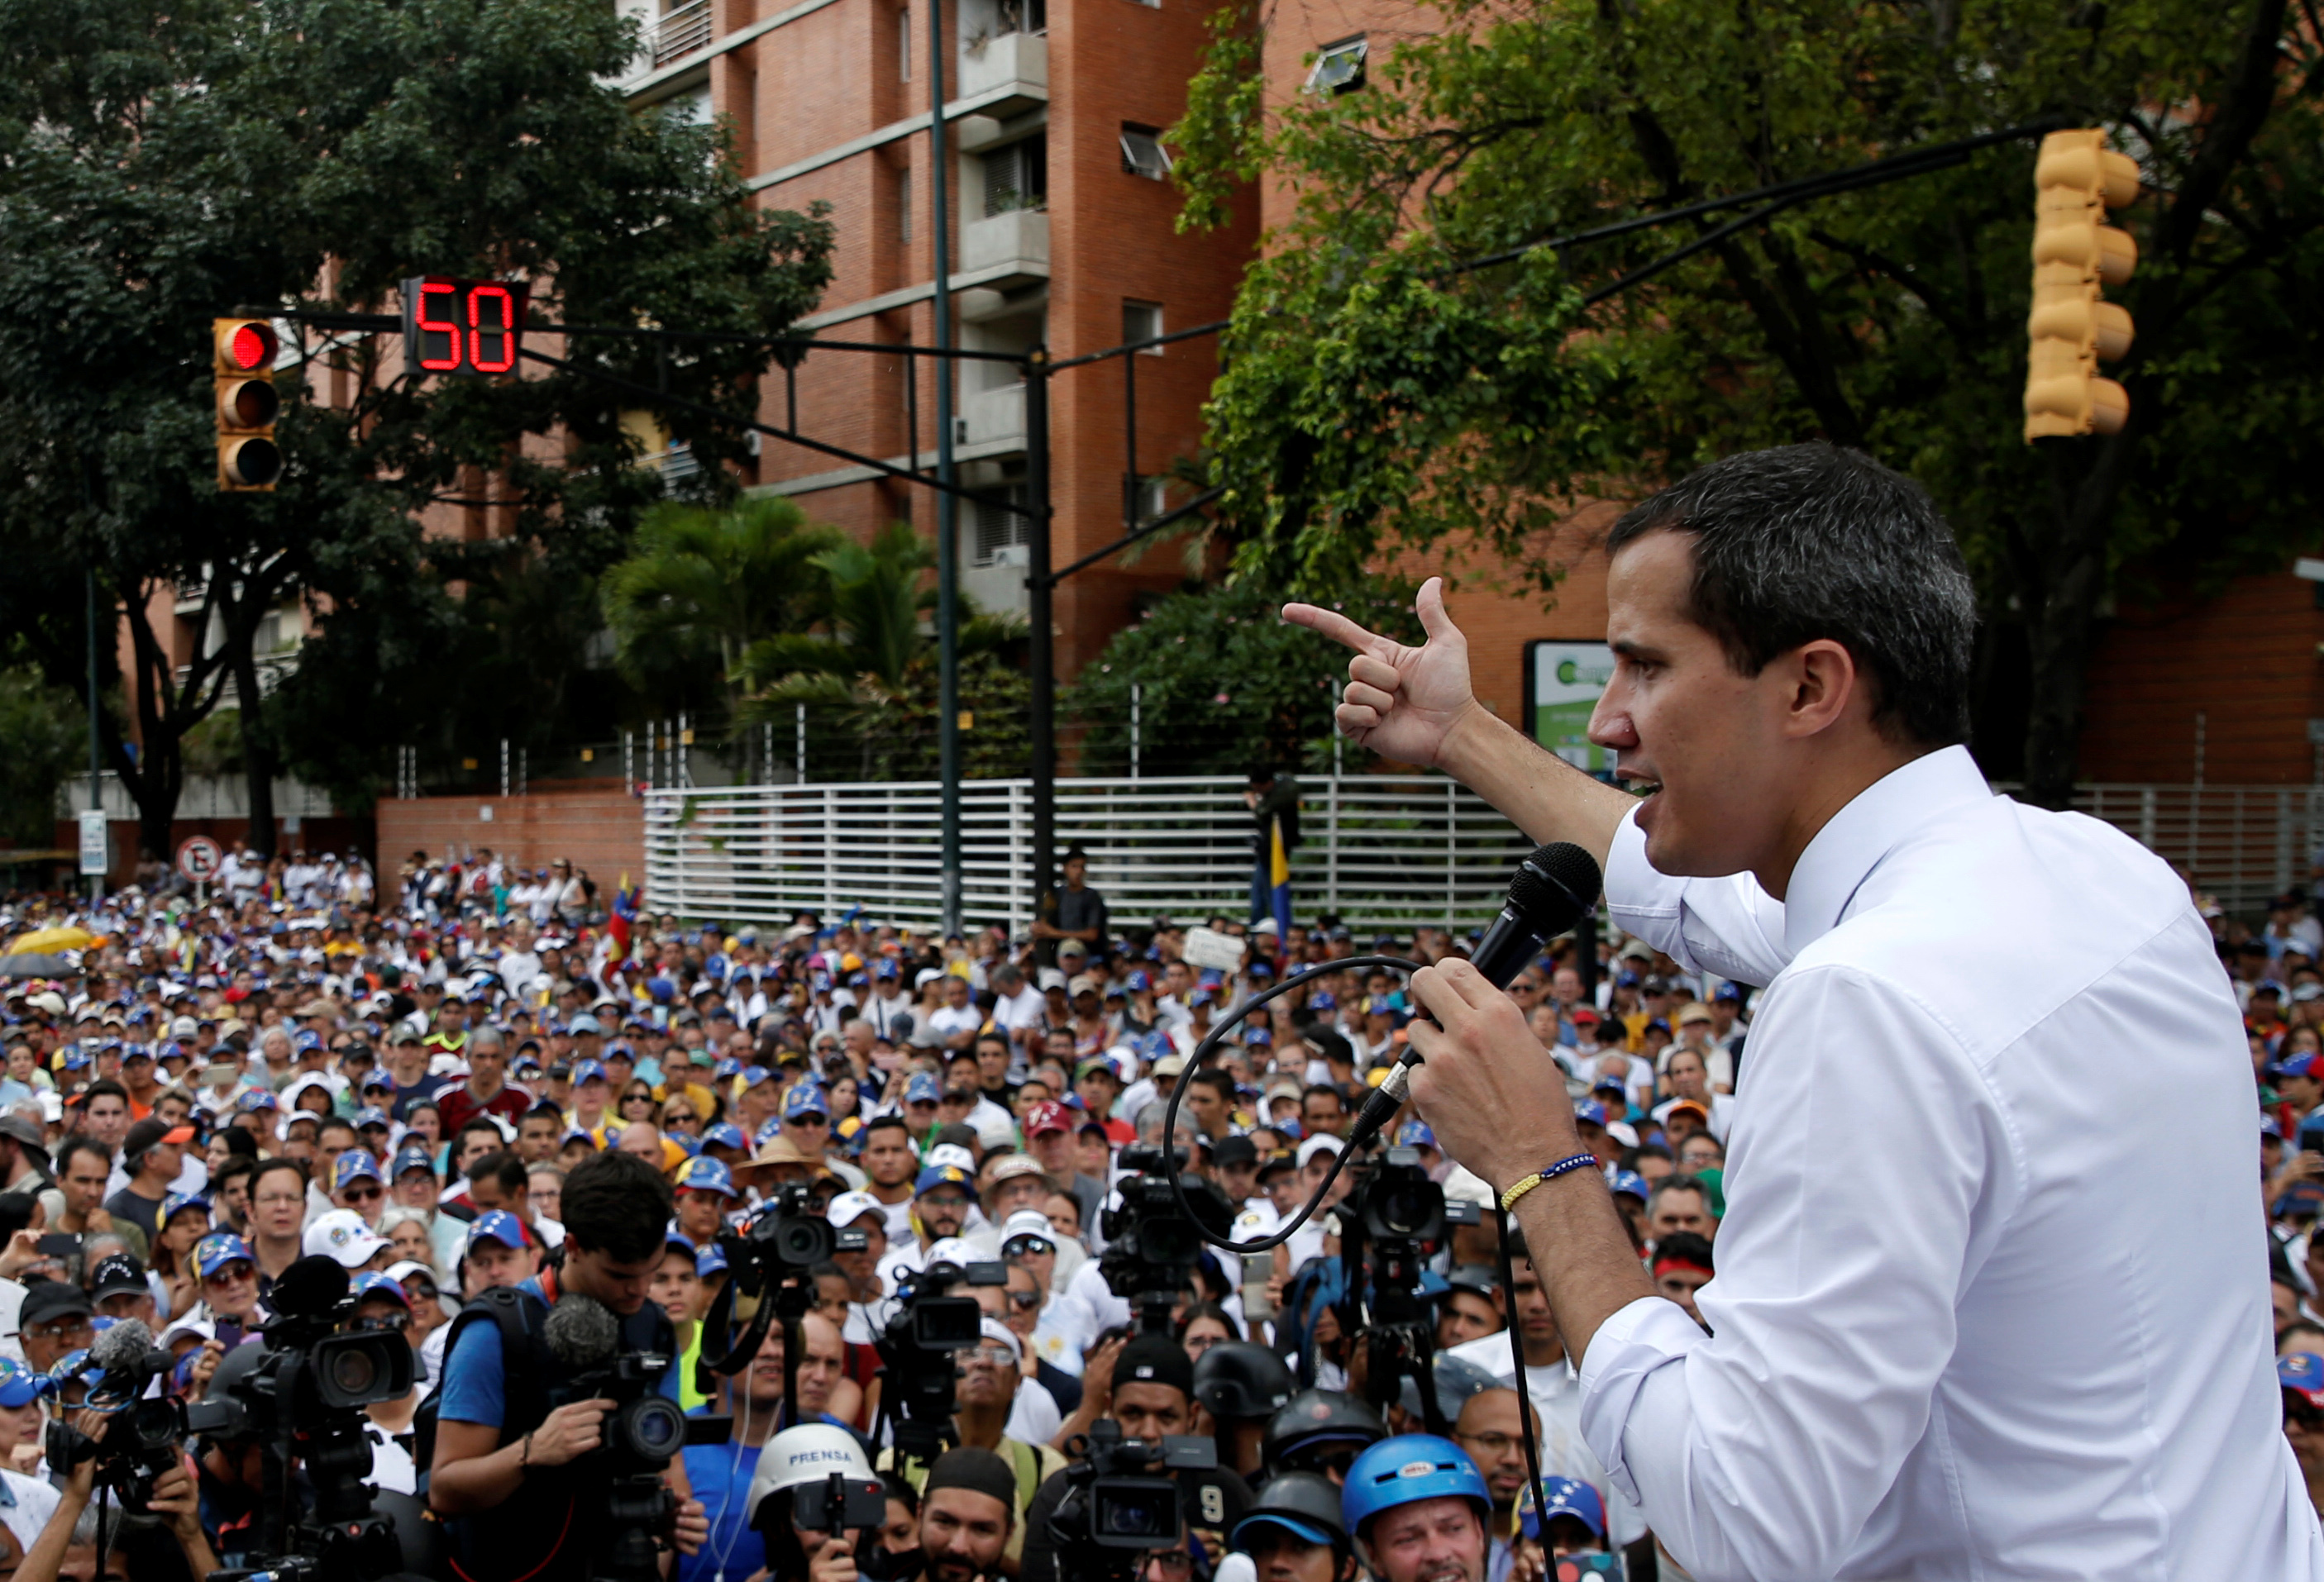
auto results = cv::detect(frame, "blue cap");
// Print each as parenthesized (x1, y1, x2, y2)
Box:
(195, 1233, 255, 1279)
(466, 1210, 531, 1252)
(391, 1144, 437, 1180)
(236, 1089, 278, 1113)
(59, 1049, 88, 1070)
(161, 1191, 212, 1226)
(332, 1150, 382, 1191)
(573, 1059, 608, 1084)
(1246, 1026, 1272, 1046)
(1609, 1170, 1650, 1201)
(1520, 1476, 1606, 1541)
(1124, 970, 1151, 992)
(713, 1057, 742, 1079)
(1229, 1510, 1339, 1553)
(1396, 1120, 1435, 1149)
(904, 1072, 942, 1105)
(752, 1117, 784, 1150)
(783, 1084, 828, 1122)
(1310, 990, 1337, 1013)
(350, 1270, 410, 1309)
(294, 1030, 323, 1052)
(2284, 1351, 2324, 1406)
(739, 1066, 775, 1090)
(568, 1014, 603, 1036)
(696, 1243, 730, 1279)
(0, 1359, 45, 1409)
(1712, 982, 1743, 1002)
(914, 1165, 973, 1198)
(874, 960, 899, 979)
(702, 1122, 747, 1151)
(675, 1156, 737, 1198)
(1189, 988, 1216, 1008)
(352, 1106, 390, 1130)
(1573, 1100, 1608, 1127)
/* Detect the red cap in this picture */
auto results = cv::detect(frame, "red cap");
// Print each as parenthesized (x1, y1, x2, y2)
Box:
(1025, 1100, 1073, 1137)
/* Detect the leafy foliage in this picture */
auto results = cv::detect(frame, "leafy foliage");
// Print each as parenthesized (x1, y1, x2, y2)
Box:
(0, 0, 835, 847)
(1172, 0, 2324, 798)
(0, 658, 87, 846)
(1066, 579, 1423, 774)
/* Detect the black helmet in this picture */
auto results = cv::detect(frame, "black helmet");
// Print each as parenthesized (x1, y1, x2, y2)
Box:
(1262, 1389, 1387, 1475)
(1192, 1341, 1296, 1421)
(1230, 1470, 1351, 1555)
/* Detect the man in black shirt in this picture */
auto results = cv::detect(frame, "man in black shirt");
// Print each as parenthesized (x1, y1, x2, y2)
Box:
(1035, 846, 1110, 968)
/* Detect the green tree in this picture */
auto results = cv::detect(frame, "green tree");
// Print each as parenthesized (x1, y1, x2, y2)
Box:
(0, 658, 87, 847)
(1173, 0, 2324, 802)
(0, 0, 834, 852)
(604, 496, 844, 725)
(1066, 579, 1422, 774)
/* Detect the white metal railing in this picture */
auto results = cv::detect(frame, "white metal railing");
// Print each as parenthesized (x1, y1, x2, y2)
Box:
(653, 0, 713, 65)
(642, 774, 2324, 930)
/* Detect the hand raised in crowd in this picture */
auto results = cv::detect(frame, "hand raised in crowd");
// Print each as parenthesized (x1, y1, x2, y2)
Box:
(0, 1231, 44, 1283)
(1080, 1335, 1125, 1416)
(523, 1396, 617, 1468)
(1283, 577, 1480, 770)
(804, 1532, 858, 1582)
(188, 1338, 226, 1398)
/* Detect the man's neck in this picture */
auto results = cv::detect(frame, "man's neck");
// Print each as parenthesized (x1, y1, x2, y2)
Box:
(871, 1179, 910, 1203)
(954, 1400, 1009, 1450)
(131, 1171, 170, 1199)
(468, 1075, 503, 1103)
(255, 1232, 301, 1272)
(1521, 1332, 1567, 1370)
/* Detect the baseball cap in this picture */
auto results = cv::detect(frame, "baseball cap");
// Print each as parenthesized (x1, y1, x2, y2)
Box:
(236, 1089, 279, 1113)
(1609, 1170, 1651, 1202)
(998, 1208, 1056, 1250)
(1396, 1120, 1436, 1150)
(332, 1151, 384, 1192)
(1212, 1134, 1258, 1169)
(1520, 1476, 1606, 1541)
(160, 1190, 212, 1227)
(2285, 1353, 2324, 1409)
(1295, 1134, 1343, 1169)
(782, 1085, 829, 1122)
(914, 1165, 973, 1198)
(1573, 1099, 1609, 1127)
(88, 1255, 147, 1302)
(675, 1156, 738, 1198)
(391, 1144, 437, 1180)
(825, 1189, 887, 1228)
(349, 1271, 411, 1310)
(987, 1155, 1049, 1190)
(0, 1359, 44, 1410)
(1024, 1099, 1073, 1138)
(572, 1059, 608, 1085)
(466, 1210, 532, 1253)
(701, 1122, 747, 1151)
(194, 1234, 255, 1280)
(304, 1209, 389, 1269)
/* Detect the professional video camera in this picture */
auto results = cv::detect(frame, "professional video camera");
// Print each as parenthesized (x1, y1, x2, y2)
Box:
(873, 1257, 1005, 1461)
(46, 1319, 197, 1516)
(699, 1183, 870, 1397)
(1101, 1146, 1234, 1332)
(193, 1255, 419, 1582)
(540, 1290, 732, 1582)
(1046, 1420, 1218, 1582)
(1334, 1146, 1481, 1435)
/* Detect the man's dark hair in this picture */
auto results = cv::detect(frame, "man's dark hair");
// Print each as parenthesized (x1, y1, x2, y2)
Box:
(77, 1079, 128, 1108)
(251, 1155, 310, 1194)
(1653, 1230, 1716, 1273)
(456, 1116, 505, 1146)
(1648, 1174, 1709, 1213)
(213, 1154, 258, 1196)
(1623, 1142, 1675, 1170)
(862, 1114, 911, 1142)
(559, 1149, 675, 1263)
(1186, 1069, 1235, 1104)
(55, 1136, 112, 1178)
(1605, 443, 1976, 746)
(933, 1122, 981, 1151)
(471, 1151, 530, 1195)
(1300, 1083, 1348, 1113)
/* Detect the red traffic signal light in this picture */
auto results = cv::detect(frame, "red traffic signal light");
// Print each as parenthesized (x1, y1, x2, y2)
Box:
(212, 317, 282, 491)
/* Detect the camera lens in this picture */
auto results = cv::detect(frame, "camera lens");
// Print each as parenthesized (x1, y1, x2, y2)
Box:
(327, 1346, 379, 1399)
(777, 1217, 833, 1265)
(1099, 1497, 1165, 1537)
(627, 1397, 686, 1460)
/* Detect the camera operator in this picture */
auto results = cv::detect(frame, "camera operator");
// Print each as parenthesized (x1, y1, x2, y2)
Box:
(1020, 1337, 1251, 1582)
(890, 1447, 1018, 1582)
(349, 1272, 423, 1495)
(735, 1425, 885, 1582)
(429, 1148, 710, 1580)
(20, 1420, 217, 1582)
(873, 1318, 1063, 1570)
(680, 1312, 855, 1582)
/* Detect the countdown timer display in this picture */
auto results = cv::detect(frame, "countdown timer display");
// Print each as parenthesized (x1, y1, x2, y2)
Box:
(400, 276, 530, 376)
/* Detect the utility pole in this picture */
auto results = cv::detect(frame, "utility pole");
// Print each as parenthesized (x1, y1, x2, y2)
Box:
(84, 565, 102, 904)
(929, 0, 962, 936)
(1026, 348, 1054, 919)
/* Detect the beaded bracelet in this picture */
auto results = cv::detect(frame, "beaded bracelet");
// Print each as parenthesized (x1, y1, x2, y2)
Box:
(1499, 1151, 1604, 1212)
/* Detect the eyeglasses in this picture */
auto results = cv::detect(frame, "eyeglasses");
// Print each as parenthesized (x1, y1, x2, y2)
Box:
(962, 1346, 1016, 1368)
(357, 1312, 411, 1332)
(1007, 1289, 1043, 1310)
(24, 1320, 92, 1342)
(342, 1184, 383, 1203)
(1141, 1552, 1193, 1578)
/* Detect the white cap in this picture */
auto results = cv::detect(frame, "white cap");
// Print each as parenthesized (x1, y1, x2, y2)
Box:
(384, 1259, 438, 1286)
(925, 1142, 976, 1174)
(978, 1317, 1021, 1358)
(998, 1208, 1055, 1245)
(746, 1424, 876, 1528)
(923, 1236, 979, 1268)
(1296, 1134, 1344, 1169)
(825, 1190, 886, 1229)
(303, 1208, 389, 1269)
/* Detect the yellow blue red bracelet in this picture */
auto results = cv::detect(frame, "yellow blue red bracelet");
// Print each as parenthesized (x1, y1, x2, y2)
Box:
(1499, 1151, 1603, 1212)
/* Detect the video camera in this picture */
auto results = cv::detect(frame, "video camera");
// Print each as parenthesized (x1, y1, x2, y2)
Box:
(874, 1257, 1005, 1461)
(1047, 1420, 1218, 1582)
(699, 1183, 870, 1397)
(1101, 1146, 1234, 1332)
(46, 1320, 195, 1516)
(1334, 1146, 1480, 1435)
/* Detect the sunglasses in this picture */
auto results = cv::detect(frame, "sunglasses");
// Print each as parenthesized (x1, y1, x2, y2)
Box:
(1006, 1289, 1043, 1309)
(342, 1184, 384, 1202)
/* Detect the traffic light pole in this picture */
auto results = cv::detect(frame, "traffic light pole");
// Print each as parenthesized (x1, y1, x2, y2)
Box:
(928, 0, 963, 938)
(84, 564, 101, 904)
(1024, 350, 1054, 928)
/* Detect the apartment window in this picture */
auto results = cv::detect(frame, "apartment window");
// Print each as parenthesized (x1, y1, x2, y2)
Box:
(1305, 36, 1367, 94)
(899, 7, 911, 79)
(1123, 300, 1164, 354)
(996, 0, 1047, 32)
(983, 134, 1047, 217)
(899, 170, 913, 244)
(1119, 125, 1171, 180)
(973, 467, 1032, 567)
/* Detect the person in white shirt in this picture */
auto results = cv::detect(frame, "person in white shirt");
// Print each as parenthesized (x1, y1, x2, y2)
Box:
(1292, 444, 2322, 1580)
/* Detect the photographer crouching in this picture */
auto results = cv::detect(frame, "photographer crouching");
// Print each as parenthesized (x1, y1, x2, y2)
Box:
(430, 1148, 711, 1580)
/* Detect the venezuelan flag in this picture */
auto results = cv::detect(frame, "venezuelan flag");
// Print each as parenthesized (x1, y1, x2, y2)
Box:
(1270, 812, 1293, 946)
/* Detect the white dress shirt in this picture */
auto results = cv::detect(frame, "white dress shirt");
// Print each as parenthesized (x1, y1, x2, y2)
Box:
(1579, 746, 2324, 1581)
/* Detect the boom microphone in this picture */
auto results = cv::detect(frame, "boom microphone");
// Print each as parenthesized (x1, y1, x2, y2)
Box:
(1344, 841, 1603, 1151)
(89, 1316, 169, 1379)
(544, 1291, 621, 1370)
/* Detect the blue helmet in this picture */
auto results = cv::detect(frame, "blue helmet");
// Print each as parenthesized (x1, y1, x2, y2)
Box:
(1341, 1435, 1491, 1543)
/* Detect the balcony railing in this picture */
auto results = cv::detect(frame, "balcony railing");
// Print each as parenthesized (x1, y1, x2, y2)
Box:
(654, 0, 713, 66)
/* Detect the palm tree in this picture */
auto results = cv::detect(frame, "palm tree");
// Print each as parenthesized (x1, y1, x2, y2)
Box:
(601, 496, 841, 722)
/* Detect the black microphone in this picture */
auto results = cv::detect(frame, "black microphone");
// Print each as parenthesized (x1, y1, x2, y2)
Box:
(1345, 841, 1603, 1151)
(89, 1316, 171, 1382)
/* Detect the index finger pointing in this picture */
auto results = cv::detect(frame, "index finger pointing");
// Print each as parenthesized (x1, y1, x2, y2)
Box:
(1282, 602, 1398, 660)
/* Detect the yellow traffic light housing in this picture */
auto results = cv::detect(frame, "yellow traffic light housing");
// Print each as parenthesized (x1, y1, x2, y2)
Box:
(213, 317, 282, 490)
(2024, 129, 2140, 441)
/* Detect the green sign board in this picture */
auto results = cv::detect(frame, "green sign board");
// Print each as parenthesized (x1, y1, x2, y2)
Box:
(1525, 641, 1615, 774)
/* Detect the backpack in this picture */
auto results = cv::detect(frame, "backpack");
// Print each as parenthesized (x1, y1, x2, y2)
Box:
(409, 1284, 538, 1484)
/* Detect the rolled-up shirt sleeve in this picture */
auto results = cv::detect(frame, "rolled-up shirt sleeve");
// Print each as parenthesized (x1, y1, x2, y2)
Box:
(1604, 808, 1790, 987)
(1576, 963, 2011, 1582)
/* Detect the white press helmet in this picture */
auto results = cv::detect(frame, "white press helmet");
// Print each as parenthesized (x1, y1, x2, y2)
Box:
(746, 1423, 878, 1529)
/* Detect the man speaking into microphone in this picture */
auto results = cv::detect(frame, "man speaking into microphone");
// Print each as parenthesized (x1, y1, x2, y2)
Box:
(1288, 443, 2322, 1580)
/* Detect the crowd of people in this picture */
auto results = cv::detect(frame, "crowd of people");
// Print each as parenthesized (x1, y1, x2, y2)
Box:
(0, 844, 2289, 1581)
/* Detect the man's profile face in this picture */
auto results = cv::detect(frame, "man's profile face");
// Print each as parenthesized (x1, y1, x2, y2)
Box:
(1592, 528, 1830, 880)
(919, 1488, 1011, 1582)
(1363, 1496, 1487, 1582)
(1112, 1381, 1189, 1448)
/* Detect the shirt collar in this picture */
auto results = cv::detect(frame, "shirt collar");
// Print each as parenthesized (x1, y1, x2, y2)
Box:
(1781, 745, 1991, 957)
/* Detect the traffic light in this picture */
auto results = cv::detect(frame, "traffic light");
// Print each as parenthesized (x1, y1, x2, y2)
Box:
(2023, 129, 2140, 441)
(212, 317, 282, 491)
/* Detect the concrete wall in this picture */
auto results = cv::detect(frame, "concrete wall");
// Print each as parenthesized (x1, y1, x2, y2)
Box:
(373, 785, 648, 891)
